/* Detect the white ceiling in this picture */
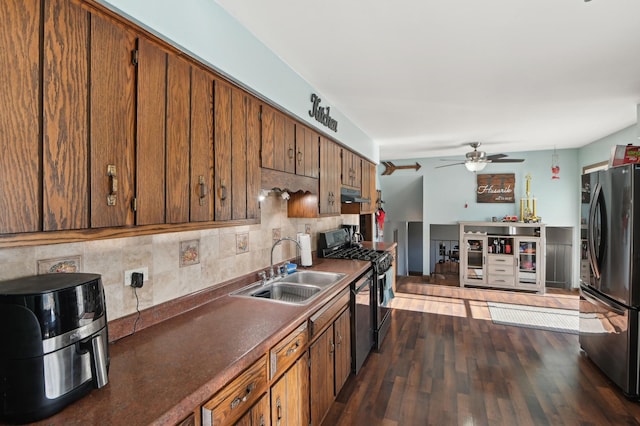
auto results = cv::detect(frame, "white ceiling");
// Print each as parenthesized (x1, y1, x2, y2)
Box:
(215, 0, 640, 161)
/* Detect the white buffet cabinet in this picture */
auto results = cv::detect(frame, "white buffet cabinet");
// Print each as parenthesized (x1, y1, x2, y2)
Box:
(459, 221, 546, 294)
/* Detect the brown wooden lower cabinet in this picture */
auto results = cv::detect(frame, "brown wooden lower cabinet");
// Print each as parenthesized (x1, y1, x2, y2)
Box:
(309, 306, 351, 426)
(236, 393, 270, 426)
(270, 352, 309, 426)
(197, 288, 353, 426)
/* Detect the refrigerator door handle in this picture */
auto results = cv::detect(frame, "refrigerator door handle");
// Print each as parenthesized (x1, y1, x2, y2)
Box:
(588, 182, 602, 280)
(581, 286, 625, 316)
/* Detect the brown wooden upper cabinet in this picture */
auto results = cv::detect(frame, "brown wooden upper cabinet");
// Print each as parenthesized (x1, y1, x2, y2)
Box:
(214, 81, 261, 221)
(262, 106, 318, 179)
(341, 149, 361, 189)
(360, 160, 377, 214)
(136, 39, 216, 225)
(261, 105, 296, 174)
(295, 125, 320, 178)
(89, 12, 137, 229)
(42, 0, 90, 232)
(319, 137, 341, 216)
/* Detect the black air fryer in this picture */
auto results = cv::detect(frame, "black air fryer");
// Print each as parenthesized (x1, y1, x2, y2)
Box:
(0, 273, 110, 423)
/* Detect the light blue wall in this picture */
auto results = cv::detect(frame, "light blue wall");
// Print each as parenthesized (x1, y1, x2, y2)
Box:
(380, 148, 581, 282)
(96, 0, 377, 162)
(381, 123, 639, 288)
(578, 124, 637, 169)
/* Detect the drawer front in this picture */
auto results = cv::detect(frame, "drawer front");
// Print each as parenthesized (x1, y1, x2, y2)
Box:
(270, 321, 308, 379)
(488, 264, 514, 276)
(309, 287, 350, 338)
(202, 355, 268, 426)
(487, 275, 515, 286)
(487, 255, 514, 266)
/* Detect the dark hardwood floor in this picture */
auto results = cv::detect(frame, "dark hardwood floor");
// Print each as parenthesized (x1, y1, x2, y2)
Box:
(322, 277, 640, 425)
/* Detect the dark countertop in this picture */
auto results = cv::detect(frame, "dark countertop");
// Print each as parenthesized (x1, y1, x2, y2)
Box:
(24, 257, 372, 426)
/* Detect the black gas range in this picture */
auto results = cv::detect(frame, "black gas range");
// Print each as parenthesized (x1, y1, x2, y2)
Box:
(318, 229, 393, 357)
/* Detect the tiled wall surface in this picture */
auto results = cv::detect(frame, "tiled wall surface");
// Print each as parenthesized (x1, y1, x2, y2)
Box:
(0, 195, 342, 320)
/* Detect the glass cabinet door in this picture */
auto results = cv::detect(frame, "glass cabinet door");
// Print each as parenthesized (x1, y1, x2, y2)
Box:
(464, 236, 486, 283)
(517, 238, 538, 285)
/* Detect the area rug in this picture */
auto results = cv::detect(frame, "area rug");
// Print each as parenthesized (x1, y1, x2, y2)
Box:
(487, 302, 579, 334)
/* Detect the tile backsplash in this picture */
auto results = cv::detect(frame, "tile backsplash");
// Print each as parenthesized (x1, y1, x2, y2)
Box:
(0, 195, 342, 320)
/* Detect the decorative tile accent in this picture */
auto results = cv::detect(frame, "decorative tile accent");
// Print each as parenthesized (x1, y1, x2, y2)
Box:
(272, 227, 281, 243)
(236, 233, 249, 254)
(179, 239, 200, 267)
(305, 223, 311, 234)
(38, 256, 82, 274)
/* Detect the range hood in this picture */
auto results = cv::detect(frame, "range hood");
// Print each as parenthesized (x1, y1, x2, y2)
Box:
(341, 187, 370, 204)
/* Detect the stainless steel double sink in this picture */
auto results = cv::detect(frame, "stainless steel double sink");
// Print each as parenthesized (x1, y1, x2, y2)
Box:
(231, 271, 346, 305)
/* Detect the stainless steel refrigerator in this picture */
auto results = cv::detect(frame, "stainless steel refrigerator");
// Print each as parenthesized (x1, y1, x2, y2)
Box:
(580, 164, 640, 398)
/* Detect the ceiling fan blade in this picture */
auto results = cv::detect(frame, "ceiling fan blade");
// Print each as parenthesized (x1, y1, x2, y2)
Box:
(486, 153, 507, 161)
(435, 162, 466, 169)
(439, 158, 465, 161)
(490, 158, 524, 163)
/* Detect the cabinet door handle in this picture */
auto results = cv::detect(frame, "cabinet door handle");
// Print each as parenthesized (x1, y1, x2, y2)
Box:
(286, 339, 301, 356)
(337, 332, 342, 346)
(198, 175, 207, 206)
(219, 180, 227, 201)
(288, 147, 294, 160)
(230, 382, 254, 409)
(107, 164, 117, 206)
(297, 150, 303, 164)
(276, 397, 282, 423)
(330, 339, 335, 354)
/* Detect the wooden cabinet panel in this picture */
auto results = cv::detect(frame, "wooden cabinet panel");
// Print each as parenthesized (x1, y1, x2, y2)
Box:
(0, 0, 41, 233)
(360, 161, 376, 214)
(214, 82, 260, 222)
(309, 327, 334, 426)
(260, 105, 275, 170)
(214, 81, 232, 221)
(304, 128, 319, 178)
(189, 67, 214, 222)
(135, 36, 167, 226)
(334, 308, 351, 394)
(236, 393, 270, 426)
(42, 0, 89, 231)
(231, 88, 247, 220)
(295, 125, 319, 178)
(283, 118, 296, 174)
(271, 352, 309, 426)
(273, 111, 285, 172)
(246, 95, 261, 220)
(341, 149, 361, 189)
(166, 55, 191, 223)
(89, 13, 136, 228)
(262, 106, 303, 177)
(319, 137, 340, 215)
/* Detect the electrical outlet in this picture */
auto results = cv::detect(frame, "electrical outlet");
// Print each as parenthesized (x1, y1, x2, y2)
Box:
(124, 267, 148, 287)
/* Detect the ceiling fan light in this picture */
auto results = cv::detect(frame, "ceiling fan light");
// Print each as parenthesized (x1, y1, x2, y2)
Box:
(465, 161, 487, 172)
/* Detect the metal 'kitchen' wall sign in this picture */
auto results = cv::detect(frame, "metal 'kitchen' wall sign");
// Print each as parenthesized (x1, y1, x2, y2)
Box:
(476, 173, 515, 203)
(309, 94, 338, 132)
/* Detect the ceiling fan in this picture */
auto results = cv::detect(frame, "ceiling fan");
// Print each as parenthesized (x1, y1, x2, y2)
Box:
(436, 142, 524, 172)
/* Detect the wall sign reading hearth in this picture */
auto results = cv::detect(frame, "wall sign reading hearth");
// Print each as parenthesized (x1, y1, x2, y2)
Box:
(309, 94, 338, 132)
(476, 173, 515, 203)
